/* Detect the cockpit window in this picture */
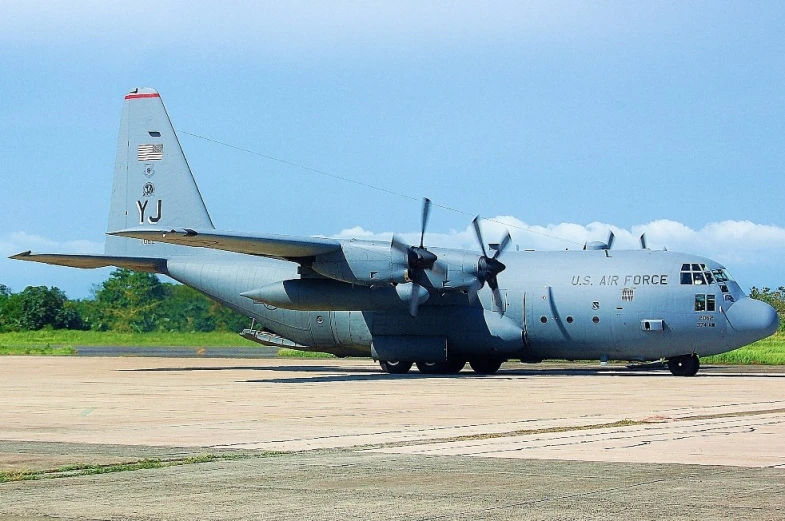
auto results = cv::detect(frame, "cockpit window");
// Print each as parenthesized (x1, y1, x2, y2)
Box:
(712, 269, 733, 283)
(680, 263, 718, 285)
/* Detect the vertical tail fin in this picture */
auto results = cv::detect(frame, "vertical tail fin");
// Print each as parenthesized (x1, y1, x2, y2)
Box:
(105, 88, 214, 257)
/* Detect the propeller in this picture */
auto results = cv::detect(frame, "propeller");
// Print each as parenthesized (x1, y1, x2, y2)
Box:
(470, 216, 512, 312)
(639, 233, 648, 250)
(391, 198, 446, 316)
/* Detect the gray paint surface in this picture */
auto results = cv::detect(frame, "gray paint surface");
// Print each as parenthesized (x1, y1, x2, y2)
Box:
(11, 88, 779, 369)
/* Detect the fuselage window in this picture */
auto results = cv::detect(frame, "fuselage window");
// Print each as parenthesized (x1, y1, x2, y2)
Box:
(694, 294, 716, 312)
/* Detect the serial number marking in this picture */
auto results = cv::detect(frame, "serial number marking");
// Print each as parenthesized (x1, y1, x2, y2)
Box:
(697, 315, 716, 328)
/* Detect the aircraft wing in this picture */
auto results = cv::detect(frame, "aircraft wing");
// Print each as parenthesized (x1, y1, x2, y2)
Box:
(108, 228, 343, 261)
(9, 251, 167, 273)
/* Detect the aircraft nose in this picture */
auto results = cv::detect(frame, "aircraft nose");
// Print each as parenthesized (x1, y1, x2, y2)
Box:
(725, 297, 779, 343)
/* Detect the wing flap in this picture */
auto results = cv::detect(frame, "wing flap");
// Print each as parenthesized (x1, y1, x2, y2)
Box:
(108, 228, 342, 260)
(10, 251, 167, 274)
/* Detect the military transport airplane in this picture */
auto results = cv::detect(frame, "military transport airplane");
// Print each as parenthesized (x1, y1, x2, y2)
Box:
(11, 88, 779, 376)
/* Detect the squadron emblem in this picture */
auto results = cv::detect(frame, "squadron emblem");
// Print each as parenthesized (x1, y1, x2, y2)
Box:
(144, 163, 155, 177)
(142, 183, 155, 197)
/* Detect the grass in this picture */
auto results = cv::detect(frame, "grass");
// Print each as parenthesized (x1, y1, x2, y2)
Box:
(0, 330, 246, 348)
(0, 452, 284, 483)
(703, 331, 785, 365)
(0, 330, 337, 358)
(0, 329, 783, 364)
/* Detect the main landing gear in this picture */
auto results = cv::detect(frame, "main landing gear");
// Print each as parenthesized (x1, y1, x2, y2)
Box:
(378, 358, 504, 375)
(469, 359, 503, 375)
(416, 359, 466, 375)
(378, 360, 413, 374)
(667, 354, 700, 376)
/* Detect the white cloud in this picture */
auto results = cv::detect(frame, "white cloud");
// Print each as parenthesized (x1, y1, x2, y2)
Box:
(334, 218, 785, 270)
(0, 232, 103, 257)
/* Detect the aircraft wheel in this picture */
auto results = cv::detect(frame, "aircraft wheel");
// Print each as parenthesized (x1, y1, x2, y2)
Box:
(667, 354, 700, 376)
(416, 359, 465, 375)
(379, 360, 413, 374)
(415, 361, 439, 374)
(469, 359, 503, 375)
(446, 358, 467, 373)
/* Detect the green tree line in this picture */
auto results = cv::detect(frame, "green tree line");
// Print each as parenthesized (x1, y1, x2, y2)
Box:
(0, 269, 249, 333)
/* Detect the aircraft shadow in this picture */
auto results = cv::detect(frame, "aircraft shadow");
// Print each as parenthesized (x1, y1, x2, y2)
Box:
(122, 365, 785, 381)
(123, 365, 374, 374)
(244, 372, 506, 384)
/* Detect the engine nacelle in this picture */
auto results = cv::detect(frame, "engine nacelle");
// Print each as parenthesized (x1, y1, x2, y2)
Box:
(310, 241, 409, 286)
(309, 241, 488, 297)
(241, 278, 412, 311)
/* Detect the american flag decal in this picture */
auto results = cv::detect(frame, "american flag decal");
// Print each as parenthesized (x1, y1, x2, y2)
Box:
(137, 144, 164, 161)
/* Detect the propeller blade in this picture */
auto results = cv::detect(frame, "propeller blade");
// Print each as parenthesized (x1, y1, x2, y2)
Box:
(487, 274, 499, 291)
(492, 287, 504, 313)
(411, 283, 431, 316)
(395, 282, 429, 316)
(472, 216, 488, 258)
(639, 233, 647, 250)
(467, 279, 482, 304)
(431, 259, 448, 279)
(493, 231, 512, 260)
(607, 231, 615, 250)
(391, 234, 409, 254)
(409, 283, 421, 317)
(419, 197, 432, 248)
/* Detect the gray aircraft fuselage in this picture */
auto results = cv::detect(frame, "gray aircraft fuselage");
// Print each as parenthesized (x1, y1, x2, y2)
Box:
(12, 88, 779, 376)
(164, 246, 772, 364)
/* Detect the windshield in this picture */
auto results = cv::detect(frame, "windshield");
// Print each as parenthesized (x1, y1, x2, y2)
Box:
(681, 263, 721, 285)
(712, 268, 734, 283)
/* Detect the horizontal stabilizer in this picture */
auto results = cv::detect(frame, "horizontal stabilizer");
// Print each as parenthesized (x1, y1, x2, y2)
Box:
(108, 228, 342, 260)
(9, 251, 167, 274)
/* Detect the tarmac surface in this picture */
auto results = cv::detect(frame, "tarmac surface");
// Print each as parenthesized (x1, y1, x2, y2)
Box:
(1, 355, 784, 520)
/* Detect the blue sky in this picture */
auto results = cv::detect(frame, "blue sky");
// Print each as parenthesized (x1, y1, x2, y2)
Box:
(1, 1, 784, 298)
